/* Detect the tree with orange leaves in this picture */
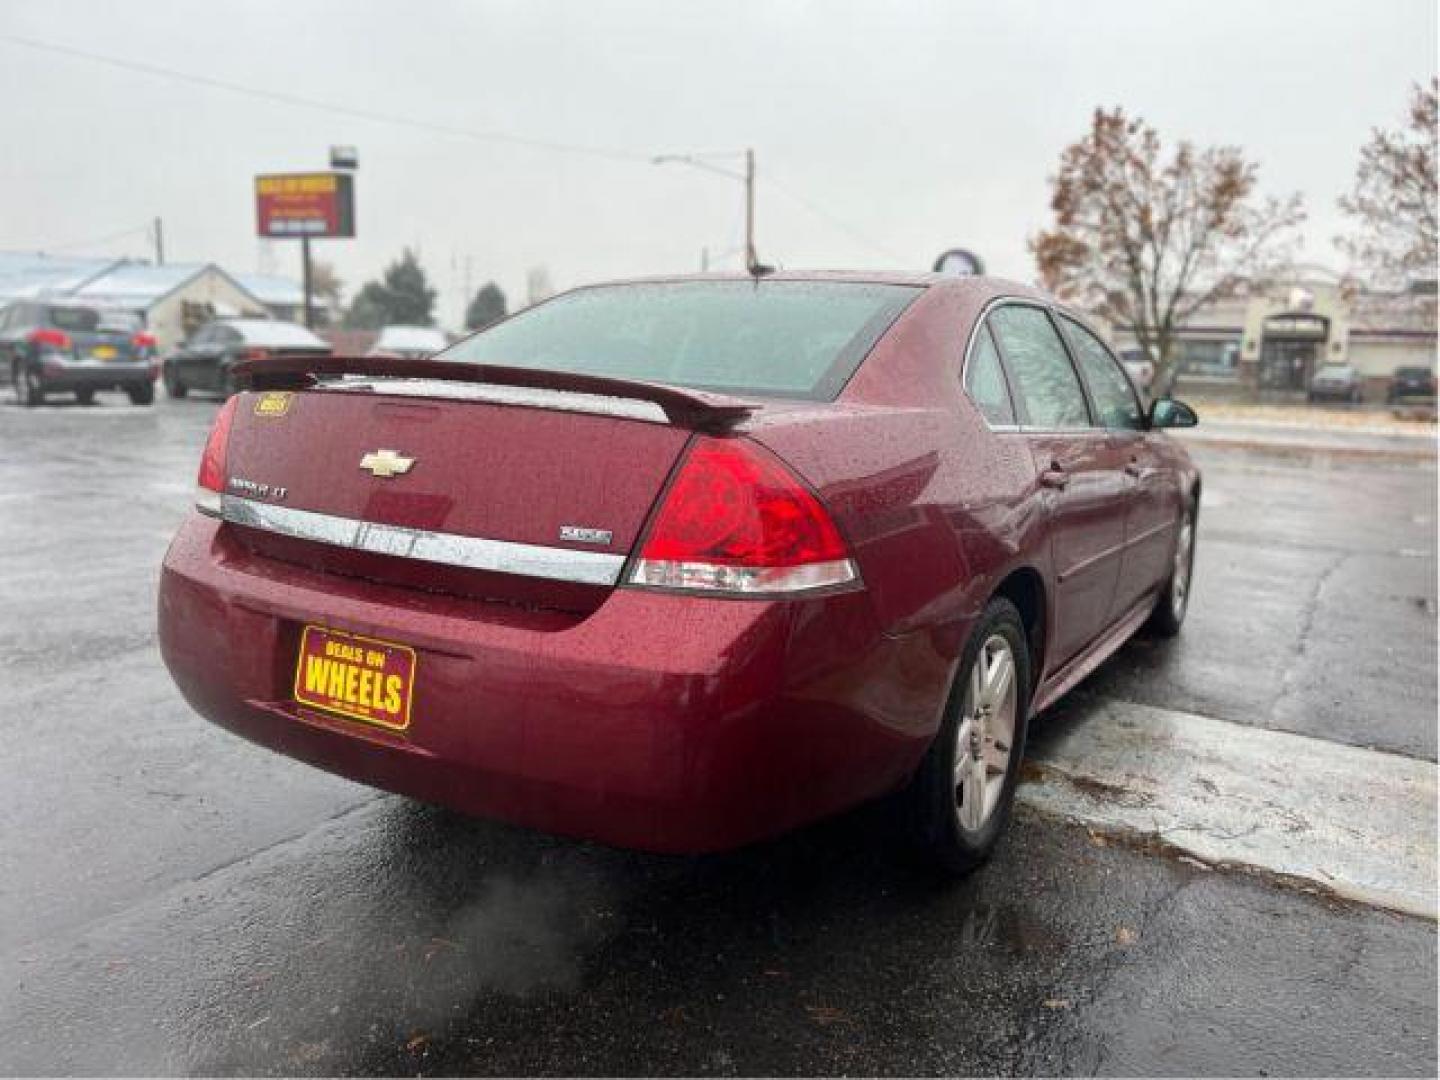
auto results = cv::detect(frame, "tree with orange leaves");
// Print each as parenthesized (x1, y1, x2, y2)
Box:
(1339, 79, 1438, 287)
(1031, 108, 1304, 394)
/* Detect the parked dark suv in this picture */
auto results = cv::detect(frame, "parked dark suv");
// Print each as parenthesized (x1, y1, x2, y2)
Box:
(1307, 363, 1363, 404)
(164, 318, 331, 399)
(0, 301, 158, 406)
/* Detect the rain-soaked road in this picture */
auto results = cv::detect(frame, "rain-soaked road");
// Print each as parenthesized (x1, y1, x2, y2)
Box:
(1, 395, 1435, 1075)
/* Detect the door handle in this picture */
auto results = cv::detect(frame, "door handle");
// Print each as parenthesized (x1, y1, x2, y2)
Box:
(1039, 462, 1070, 490)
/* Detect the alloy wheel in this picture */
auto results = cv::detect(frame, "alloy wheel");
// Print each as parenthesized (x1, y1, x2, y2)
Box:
(1172, 508, 1195, 621)
(18, 366, 40, 407)
(954, 633, 1018, 833)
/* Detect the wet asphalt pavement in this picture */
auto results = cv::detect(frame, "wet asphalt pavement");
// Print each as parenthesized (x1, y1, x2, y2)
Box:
(1, 395, 1435, 1075)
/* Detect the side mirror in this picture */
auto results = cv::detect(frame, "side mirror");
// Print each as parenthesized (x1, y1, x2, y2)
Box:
(1150, 397, 1198, 429)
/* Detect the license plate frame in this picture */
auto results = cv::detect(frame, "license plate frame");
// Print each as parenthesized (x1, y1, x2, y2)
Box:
(293, 625, 416, 733)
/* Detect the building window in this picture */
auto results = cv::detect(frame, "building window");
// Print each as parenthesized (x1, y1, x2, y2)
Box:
(1177, 339, 1241, 378)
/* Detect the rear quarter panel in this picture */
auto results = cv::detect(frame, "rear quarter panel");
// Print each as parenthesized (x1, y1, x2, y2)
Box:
(748, 284, 1048, 740)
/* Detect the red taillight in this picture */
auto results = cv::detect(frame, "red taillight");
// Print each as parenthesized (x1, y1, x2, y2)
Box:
(243, 347, 271, 362)
(628, 437, 857, 595)
(28, 328, 71, 350)
(132, 331, 157, 349)
(195, 397, 239, 515)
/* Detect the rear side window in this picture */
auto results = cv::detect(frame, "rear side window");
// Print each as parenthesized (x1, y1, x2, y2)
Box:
(1061, 317, 1143, 430)
(989, 305, 1091, 429)
(439, 281, 922, 400)
(47, 307, 101, 332)
(964, 325, 1016, 425)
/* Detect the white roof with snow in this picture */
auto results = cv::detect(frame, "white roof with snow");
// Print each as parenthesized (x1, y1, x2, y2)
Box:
(0, 252, 119, 302)
(70, 262, 212, 304)
(233, 273, 306, 307)
(0, 252, 287, 314)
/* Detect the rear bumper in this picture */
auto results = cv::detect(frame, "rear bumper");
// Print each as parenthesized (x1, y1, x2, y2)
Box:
(158, 514, 945, 852)
(39, 359, 153, 389)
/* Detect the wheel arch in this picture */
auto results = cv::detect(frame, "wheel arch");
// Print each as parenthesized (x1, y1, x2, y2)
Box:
(990, 566, 1047, 690)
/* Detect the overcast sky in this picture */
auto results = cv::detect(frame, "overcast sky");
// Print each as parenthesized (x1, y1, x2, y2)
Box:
(1, 0, 1435, 325)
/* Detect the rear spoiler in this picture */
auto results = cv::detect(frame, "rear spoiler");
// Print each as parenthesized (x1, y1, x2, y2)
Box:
(232, 354, 757, 432)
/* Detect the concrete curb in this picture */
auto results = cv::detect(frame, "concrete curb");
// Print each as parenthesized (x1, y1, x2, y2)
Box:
(1020, 701, 1439, 920)
(1179, 433, 1437, 462)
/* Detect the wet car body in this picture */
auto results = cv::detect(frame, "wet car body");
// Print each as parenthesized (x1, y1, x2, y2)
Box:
(158, 273, 1200, 857)
(0, 300, 158, 405)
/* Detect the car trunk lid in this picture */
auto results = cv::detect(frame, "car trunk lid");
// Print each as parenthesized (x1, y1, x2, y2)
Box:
(216, 371, 751, 610)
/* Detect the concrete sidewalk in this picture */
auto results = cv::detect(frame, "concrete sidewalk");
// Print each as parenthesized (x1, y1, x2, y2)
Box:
(1022, 701, 1439, 918)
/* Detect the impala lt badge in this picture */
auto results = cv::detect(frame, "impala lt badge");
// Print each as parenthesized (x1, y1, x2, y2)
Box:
(227, 477, 288, 501)
(559, 525, 613, 545)
(360, 449, 415, 478)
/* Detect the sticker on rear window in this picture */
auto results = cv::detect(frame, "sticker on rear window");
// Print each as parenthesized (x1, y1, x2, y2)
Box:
(255, 391, 294, 417)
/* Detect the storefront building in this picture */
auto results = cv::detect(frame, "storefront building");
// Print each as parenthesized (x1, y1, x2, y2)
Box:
(1111, 269, 1437, 400)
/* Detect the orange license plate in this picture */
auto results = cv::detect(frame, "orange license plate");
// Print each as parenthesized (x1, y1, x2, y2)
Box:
(293, 625, 416, 732)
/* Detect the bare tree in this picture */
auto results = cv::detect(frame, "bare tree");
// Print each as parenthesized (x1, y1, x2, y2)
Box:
(310, 261, 344, 310)
(1031, 107, 1304, 392)
(1339, 79, 1438, 287)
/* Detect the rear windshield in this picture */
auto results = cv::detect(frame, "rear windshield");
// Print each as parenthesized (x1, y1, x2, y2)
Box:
(47, 307, 101, 332)
(231, 320, 326, 348)
(438, 281, 922, 399)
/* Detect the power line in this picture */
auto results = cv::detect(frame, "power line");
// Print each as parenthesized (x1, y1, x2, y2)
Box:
(0, 33, 651, 164)
(763, 174, 910, 266)
(24, 222, 152, 254)
(1, 33, 914, 267)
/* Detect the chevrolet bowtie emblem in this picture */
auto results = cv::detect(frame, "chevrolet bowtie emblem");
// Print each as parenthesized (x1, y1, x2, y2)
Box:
(359, 449, 415, 478)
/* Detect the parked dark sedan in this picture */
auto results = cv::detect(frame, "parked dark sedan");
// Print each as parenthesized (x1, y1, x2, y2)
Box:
(0, 300, 158, 406)
(1388, 365, 1437, 404)
(158, 273, 1200, 873)
(163, 317, 331, 399)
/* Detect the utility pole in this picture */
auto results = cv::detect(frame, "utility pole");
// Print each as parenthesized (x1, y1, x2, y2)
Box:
(153, 217, 164, 265)
(300, 235, 314, 328)
(654, 147, 767, 275)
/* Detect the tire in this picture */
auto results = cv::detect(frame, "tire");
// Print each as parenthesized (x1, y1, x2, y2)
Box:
(74, 387, 96, 406)
(905, 597, 1032, 876)
(163, 364, 187, 399)
(1148, 495, 1197, 637)
(126, 381, 155, 406)
(15, 363, 43, 408)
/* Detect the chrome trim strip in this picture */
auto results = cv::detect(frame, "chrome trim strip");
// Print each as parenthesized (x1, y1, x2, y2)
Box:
(319, 378, 671, 424)
(220, 494, 626, 586)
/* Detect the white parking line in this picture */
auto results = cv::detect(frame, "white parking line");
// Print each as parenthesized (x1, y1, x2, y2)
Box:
(1020, 702, 1438, 918)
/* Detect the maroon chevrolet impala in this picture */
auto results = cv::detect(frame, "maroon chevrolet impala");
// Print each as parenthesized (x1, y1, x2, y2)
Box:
(158, 273, 1200, 872)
